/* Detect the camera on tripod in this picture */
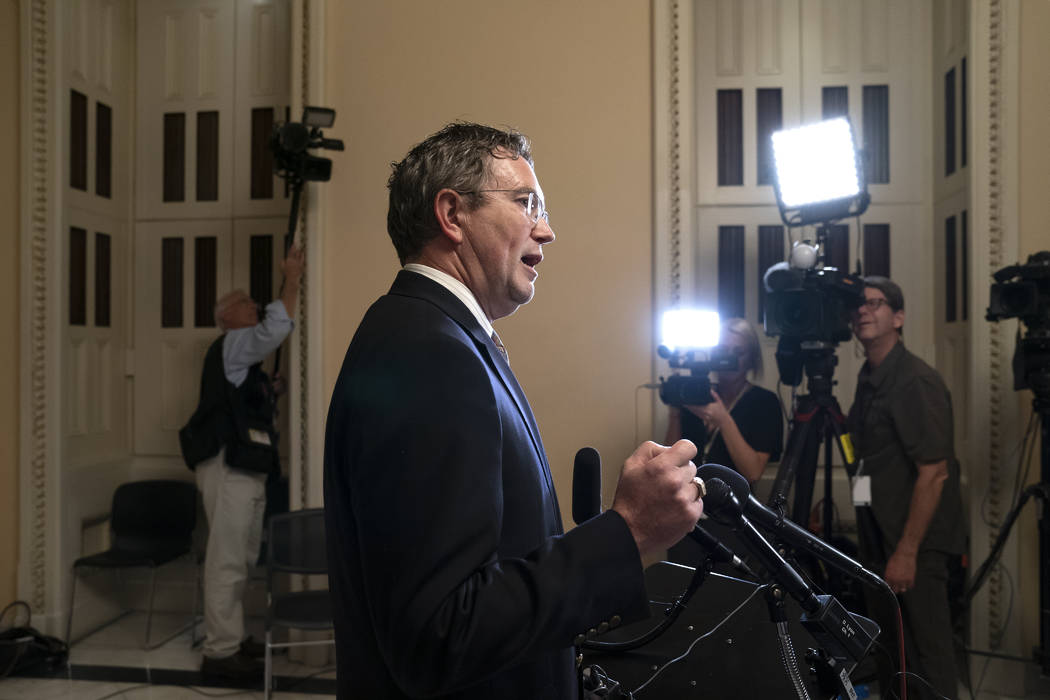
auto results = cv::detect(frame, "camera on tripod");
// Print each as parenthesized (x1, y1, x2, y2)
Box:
(271, 106, 344, 184)
(656, 309, 737, 407)
(986, 251, 1050, 397)
(763, 241, 865, 345)
(761, 240, 865, 387)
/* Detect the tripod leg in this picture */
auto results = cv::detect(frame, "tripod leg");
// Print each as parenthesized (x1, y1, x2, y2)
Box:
(769, 413, 816, 513)
(791, 422, 822, 530)
(1040, 412, 1050, 675)
(819, 395, 857, 472)
(823, 423, 834, 542)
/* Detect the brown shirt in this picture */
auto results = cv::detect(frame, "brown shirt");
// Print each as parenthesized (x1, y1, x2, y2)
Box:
(847, 341, 965, 555)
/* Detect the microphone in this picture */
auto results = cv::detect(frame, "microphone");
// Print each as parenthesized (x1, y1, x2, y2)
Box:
(701, 463, 882, 670)
(687, 523, 755, 577)
(696, 463, 885, 590)
(702, 477, 821, 613)
(572, 447, 602, 525)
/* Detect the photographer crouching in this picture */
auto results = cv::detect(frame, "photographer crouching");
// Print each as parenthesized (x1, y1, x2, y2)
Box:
(179, 244, 304, 682)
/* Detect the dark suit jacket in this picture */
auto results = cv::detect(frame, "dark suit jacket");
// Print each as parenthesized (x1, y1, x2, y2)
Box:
(323, 271, 649, 699)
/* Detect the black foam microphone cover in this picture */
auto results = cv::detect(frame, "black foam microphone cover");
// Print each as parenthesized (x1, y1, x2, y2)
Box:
(572, 447, 602, 525)
(696, 463, 751, 522)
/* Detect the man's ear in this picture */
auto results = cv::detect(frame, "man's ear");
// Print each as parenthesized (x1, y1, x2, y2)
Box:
(893, 308, 905, 331)
(434, 189, 467, 245)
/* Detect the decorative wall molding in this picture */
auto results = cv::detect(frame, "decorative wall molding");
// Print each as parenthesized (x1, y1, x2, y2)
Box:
(968, 0, 1023, 665)
(980, 0, 1010, 650)
(668, 0, 682, 308)
(20, 0, 55, 617)
(290, 0, 327, 511)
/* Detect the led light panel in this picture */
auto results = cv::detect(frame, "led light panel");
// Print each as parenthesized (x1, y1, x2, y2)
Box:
(772, 118, 861, 208)
(660, 309, 721, 351)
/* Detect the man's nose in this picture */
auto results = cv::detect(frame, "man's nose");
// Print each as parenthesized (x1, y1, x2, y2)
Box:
(533, 217, 555, 243)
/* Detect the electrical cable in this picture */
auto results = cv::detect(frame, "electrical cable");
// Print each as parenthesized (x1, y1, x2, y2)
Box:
(1009, 412, 1039, 510)
(972, 655, 993, 700)
(889, 671, 953, 700)
(631, 583, 767, 695)
(895, 595, 907, 700)
(981, 412, 1036, 528)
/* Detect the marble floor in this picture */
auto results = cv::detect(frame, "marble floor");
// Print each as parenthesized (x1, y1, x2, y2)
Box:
(0, 612, 335, 699)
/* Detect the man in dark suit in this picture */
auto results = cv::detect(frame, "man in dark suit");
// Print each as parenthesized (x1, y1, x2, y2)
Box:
(324, 123, 704, 699)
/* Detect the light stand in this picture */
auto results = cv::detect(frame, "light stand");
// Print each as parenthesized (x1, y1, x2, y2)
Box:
(764, 118, 869, 594)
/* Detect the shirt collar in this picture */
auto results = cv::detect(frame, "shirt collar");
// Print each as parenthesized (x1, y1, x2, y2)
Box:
(860, 339, 905, 389)
(403, 263, 494, 337)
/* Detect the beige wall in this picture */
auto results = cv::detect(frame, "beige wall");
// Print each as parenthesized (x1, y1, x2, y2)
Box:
(322, 1, 655, 523)
(1019, 2, 1050, 256)
(1, 0, 20, 607)
(1015, 0, 1050, 658)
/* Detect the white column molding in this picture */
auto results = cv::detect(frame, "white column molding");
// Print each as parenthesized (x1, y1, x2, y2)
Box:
(651, 0, 697, 438)
(289, 0, 327, 511)
(19, 0, 65, 630)
(968, 0, 1024, 680)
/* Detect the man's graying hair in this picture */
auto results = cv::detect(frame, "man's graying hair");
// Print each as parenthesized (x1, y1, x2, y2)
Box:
(863, 275, 904, 335)
(387, 122, 533, 264)
(863, 275, 904, 311)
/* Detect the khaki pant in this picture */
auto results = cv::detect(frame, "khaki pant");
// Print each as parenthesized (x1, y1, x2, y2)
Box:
(196, 450, 267, 659)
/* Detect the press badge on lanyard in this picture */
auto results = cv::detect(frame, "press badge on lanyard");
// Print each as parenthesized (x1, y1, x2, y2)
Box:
(851, 458, 871, 507)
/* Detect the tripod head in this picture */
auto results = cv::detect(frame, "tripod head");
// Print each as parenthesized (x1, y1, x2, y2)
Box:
(774, 337, 840, 399)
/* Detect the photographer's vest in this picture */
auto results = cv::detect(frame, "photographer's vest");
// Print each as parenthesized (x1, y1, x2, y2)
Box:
(178, 335, 279, 476)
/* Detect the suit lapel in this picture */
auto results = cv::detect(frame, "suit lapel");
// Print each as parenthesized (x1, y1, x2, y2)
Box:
(387, 272, 555, 496)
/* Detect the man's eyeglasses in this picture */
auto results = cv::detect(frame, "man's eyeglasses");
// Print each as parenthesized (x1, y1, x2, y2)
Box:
(459, 189, 550, 227)
(856, 298, 892, 312)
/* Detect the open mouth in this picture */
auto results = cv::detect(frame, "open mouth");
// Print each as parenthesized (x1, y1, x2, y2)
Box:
(521, 253, 542, 269)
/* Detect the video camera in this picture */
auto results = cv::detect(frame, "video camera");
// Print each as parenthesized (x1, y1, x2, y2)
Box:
(656, 309, 737, 407)
(271, 106, 344, 185)
(657, 346, 739, 407)
(987, 251, 1050, 398)
(763, 241, 865, 345)
(988, 252, 1050, 326)
(761, 240, 865, 387)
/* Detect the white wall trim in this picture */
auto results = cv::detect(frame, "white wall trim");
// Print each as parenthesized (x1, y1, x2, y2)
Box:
(289, 0, 327, 510)
(19, 0, 64, 629)
(651, 0, 697, 439)
(968, 0, 1024, 671)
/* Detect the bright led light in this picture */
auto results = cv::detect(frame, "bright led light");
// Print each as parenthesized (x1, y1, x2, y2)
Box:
(660, 309, 720, 351)
(772, 118, 861, 208)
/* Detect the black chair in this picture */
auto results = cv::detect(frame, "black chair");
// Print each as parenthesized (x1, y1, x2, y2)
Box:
(264, 508, 333, 700)
(65, 479, 201, 650)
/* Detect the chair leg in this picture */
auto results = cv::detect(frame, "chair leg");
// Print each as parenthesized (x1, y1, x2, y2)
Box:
(143, 567, 157, 649)
(65, 568, 78, 648)
(191, 557, 202, 648)
(264, 629, 273, 700)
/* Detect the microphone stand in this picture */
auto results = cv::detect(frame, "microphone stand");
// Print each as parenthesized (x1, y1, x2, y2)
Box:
(763, 584, 811, 700)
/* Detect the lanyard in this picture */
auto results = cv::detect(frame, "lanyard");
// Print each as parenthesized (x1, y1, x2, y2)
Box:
(703, 382, 752, 456)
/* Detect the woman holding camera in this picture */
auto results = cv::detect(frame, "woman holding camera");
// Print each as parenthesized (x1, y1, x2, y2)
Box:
(664, 317, 783, 484)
